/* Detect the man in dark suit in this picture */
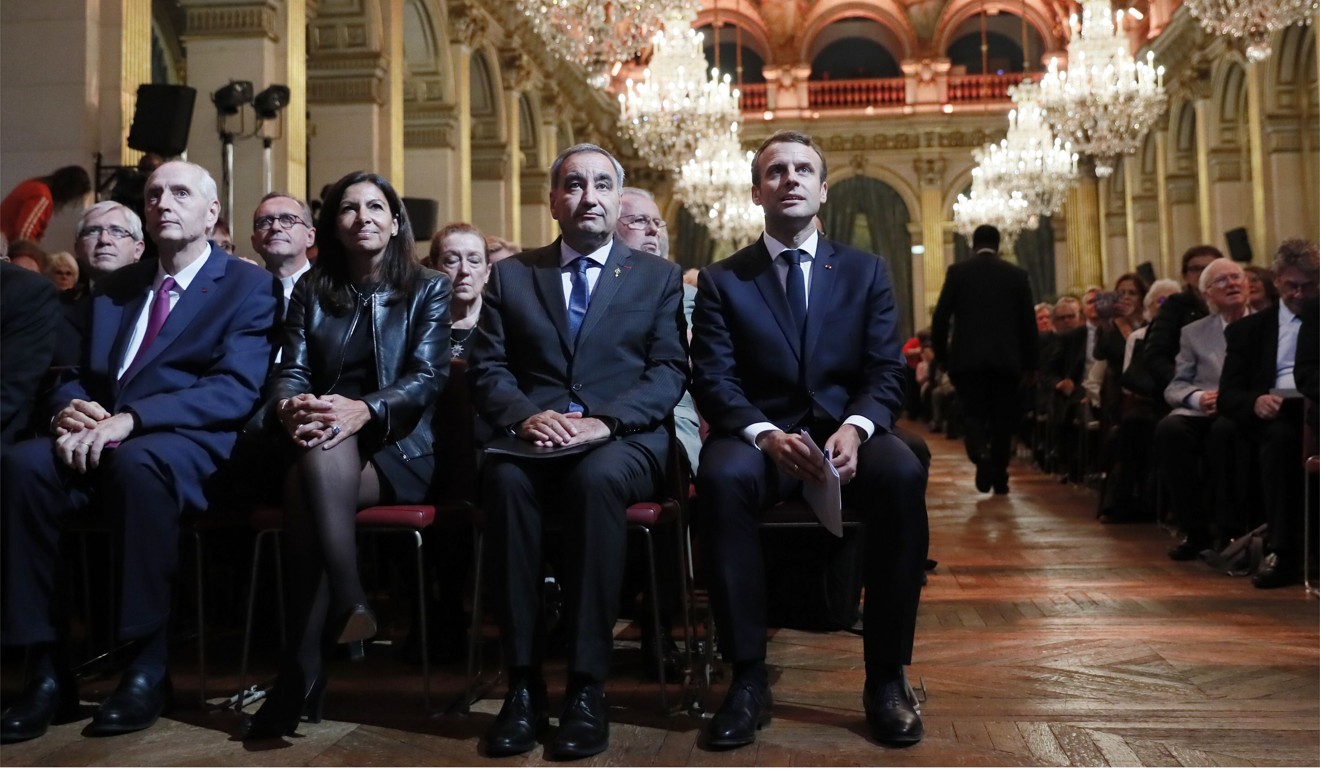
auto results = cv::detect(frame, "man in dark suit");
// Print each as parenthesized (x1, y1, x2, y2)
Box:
(467, 144, 687, 760)
(1219, 239, 1319, 588)
(691, 130, 928, 749)
(931, 224, 1037, 493)
(1, 252, 59, 444)
(0, 161, 279, 743)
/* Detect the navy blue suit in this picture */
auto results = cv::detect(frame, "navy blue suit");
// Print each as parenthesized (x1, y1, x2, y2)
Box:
(691, 235, 928, 666)
(2, 247, 279, 644)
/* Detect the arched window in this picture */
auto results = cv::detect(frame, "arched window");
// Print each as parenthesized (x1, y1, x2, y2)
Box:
(809, 18, 902, 80)
(945, 12, 1043, 75)
(696, 24, 767, 85)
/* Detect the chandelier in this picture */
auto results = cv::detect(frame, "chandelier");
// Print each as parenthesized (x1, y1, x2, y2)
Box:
(618, 11, 742, 172)
(1037, 0, 1167, 178)
(674, 130, 763, 244)
(953, 167, 1034, 243)
(1183, 0, 1318, 62)
(518, 0, 698, 88)
(974, 80, 1078, 221)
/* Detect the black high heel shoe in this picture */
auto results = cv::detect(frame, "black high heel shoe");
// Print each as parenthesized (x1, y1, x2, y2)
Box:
(336, 603, 377, 645)
(241, 669, 325, 740)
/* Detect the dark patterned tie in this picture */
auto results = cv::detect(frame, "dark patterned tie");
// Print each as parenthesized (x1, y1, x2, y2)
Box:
(122, 276, 177, 379)
(567, 257, 592, 412)
(781, 249, 808, 339)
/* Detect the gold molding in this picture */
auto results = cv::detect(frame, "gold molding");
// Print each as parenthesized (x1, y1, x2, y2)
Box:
(181, 1, 279, 41)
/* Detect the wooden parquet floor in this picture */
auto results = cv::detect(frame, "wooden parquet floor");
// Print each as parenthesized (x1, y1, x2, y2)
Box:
(3, 421, 1318, 767)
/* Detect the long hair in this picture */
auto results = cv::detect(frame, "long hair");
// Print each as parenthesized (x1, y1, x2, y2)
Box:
(311, 171, 419, 314)
(44, 166, 92, 207)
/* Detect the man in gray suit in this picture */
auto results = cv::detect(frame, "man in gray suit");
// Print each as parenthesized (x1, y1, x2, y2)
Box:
(1153, 257, 1250, 560)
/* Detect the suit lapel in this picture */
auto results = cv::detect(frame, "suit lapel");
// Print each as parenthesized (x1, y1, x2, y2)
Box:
(750, 237, 802, 360)
(119, 246, 226, 387)
(574, 239, 631, 350)
(803, 237, 839, 362)
(530, 240, 573, 351)
(103, 262, 155, 380)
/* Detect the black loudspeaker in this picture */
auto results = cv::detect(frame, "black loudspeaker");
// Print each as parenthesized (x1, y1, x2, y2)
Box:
(403, 197, 439, 242)
(127, 84, 197, 158)
(1136, 261, 1156, 287)
(1225, 227, 1253, 263)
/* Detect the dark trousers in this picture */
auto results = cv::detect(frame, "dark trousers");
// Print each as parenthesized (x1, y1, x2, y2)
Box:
(697, 428, 928, 667)
(2, 433, 216, 646)
(950, 368, 1021, 479)
(1249, 406, 1305, 560)
(1153, 414, 1241, 541)
(481, 438, 663, 682)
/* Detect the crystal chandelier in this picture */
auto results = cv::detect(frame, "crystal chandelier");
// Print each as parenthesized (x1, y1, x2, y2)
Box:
(674, 130, 763, 244)
(974, 80, 1079, 221)
(618, 11, 742, 172)
(518, 0, 699, 88)
(1184, 0, 1318, 62)
(1037, 0, 1167, 178)
(953, 167, 1034, 242)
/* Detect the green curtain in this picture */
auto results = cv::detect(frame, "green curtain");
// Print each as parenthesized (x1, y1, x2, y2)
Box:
(952, 216, 1056, 301)
(672, 206, 717, 270)
(819, 177, 915, 339)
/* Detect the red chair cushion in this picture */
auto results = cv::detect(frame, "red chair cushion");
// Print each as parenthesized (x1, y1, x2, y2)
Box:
(626, 502, 663, 527)
(249, 505, 285, 532)
(356, 504, 435, 529)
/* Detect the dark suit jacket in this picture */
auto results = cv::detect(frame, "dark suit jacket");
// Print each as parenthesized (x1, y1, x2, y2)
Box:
(1043, 325, 1087, 397)
(1129, 288, 1207, 399)
(1219, 305, 1285, 430)
(930, 253, 1037, 376)
(0, 261, 58, 444)
(690, 236, 906, 437)
(1295, 296, 1318, 407)
(467, 237, 688, 459)
(52, 246, 279, 468)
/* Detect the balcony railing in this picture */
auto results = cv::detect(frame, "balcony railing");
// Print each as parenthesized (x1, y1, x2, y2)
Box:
(807, 77, 907, 109)
(946, 72, 1040, 103)
(738, 83, 767, 112)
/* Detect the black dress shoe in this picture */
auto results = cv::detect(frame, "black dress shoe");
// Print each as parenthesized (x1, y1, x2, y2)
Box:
(86, 671, 171, 736)
(1167, 536, 1208, 561)
(863, 675, 924, 746)
(551, 680, 609, 760)
(705, 677, 772, 750)
(974, 461, 992, 493)
(992, 474, 1010, 495)
(483, 678, 547, 757)
(1252, 553, 1301, 589)
(1, 674, 79, 744)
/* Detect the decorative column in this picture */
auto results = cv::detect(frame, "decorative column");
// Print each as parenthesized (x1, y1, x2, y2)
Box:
(1153, 117, 1172, 273)
(915, 157, 946, 325)
(1244, 59, 1271, 263)
(1064, 162, 1104, 293)
(448, 5, 486, 222)
(115, 0, 154, 164)
(501, 50, 535, 246)
(381, 0, 404, 188)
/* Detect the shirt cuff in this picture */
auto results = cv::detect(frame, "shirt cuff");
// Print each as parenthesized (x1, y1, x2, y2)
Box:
(743, 421, 779, 449)
(844, 415, 874, 441)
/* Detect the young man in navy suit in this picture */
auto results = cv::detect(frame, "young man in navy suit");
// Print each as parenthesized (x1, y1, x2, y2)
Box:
(1, 161, 279, 742)
(691, 130, 929, 749)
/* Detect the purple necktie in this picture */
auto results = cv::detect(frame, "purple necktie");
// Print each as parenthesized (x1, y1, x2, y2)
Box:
(123, 276, 177, 377)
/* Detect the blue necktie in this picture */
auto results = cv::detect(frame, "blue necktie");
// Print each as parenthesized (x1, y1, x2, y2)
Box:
(781, 249, 808, 339)
(567, 256, 592, 412)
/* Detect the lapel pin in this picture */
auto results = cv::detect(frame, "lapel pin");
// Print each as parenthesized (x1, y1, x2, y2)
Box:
(824, 264, 834, 270)
(614, 267, 621, 278)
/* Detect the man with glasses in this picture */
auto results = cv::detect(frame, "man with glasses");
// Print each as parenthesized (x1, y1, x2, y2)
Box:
(1219, 239, 1320, 588)
(1129, 245, 1221, 400)
(74, 201, 145, 289)
(250, 192, 315, 304)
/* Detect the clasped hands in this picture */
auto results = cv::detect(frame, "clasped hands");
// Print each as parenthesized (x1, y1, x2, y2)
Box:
(757, 426, 860, 486)
(52, 399, 134, 473)
(517, 410, 611, 448)
(277, 393, 371, 449)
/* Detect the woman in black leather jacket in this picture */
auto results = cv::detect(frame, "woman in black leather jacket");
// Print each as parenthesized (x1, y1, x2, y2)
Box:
(243, 171, 451, 740)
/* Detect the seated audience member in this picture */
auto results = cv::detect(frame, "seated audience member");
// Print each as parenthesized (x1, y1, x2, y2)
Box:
(1128, 245, 1220, 400)
(0, 165, 92, 245)
(0, 161, 279, 743)
(485, 234, 520, 264)
(1243, 265, 1278, 313)
(240, 171, 450, 740)
(250, 192, 315, 305)
(1153, 257, 1250, 560)
(467, 144, 686, 760)
(1123, 279, 1182, 372)
(210, 215, 236, 254)
(1, 253, 59, 445)
(1297, 296, 1319, 405)
(692, 130, 928, 750)
(9, 240, 48, 273)
(1043, 294, 1089, 478)
(1219, 239, 1320, 588)
(44, 251, 78, 291)
(430, 223, 490, 360)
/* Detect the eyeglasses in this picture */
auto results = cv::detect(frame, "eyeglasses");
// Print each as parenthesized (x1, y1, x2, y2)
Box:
(253, 213, 307, 231)
(78, 225, 136, 241)
(1279, 279, 1315, 295)
(1208, 274, 1243, 289)
(619, 215, 667, 231)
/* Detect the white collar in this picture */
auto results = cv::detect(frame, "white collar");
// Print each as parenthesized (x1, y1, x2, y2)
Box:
(762, 230, 820, 262)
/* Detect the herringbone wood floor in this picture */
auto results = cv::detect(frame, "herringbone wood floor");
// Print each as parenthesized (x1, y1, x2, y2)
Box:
(3, 421, 1317, 766)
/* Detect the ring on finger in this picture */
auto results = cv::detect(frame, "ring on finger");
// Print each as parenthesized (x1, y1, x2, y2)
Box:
(331, 425, 342, 436)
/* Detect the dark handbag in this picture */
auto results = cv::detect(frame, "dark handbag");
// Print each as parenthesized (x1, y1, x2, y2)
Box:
(1200, 523, 1268, 577)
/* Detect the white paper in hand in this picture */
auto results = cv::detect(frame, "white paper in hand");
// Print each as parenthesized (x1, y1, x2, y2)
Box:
(799, 430, 843, 537)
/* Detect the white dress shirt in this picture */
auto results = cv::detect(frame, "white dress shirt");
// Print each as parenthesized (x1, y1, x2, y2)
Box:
(1276, 302, 1301, 389)
(117, 252, 209, 379)
(558, 238, 611, 306)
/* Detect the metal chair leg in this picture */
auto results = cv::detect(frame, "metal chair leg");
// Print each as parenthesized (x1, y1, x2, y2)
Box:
(237, 530, 274, 712)
(463, 528, 485, 712)
(412, 530, 431, 713)
(638, 526, 668, 714)
(193, 529, 207, 706)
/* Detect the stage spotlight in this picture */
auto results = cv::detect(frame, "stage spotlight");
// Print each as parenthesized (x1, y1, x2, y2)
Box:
(212, 80, 254, 115)
(253, 85, 291, 119)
